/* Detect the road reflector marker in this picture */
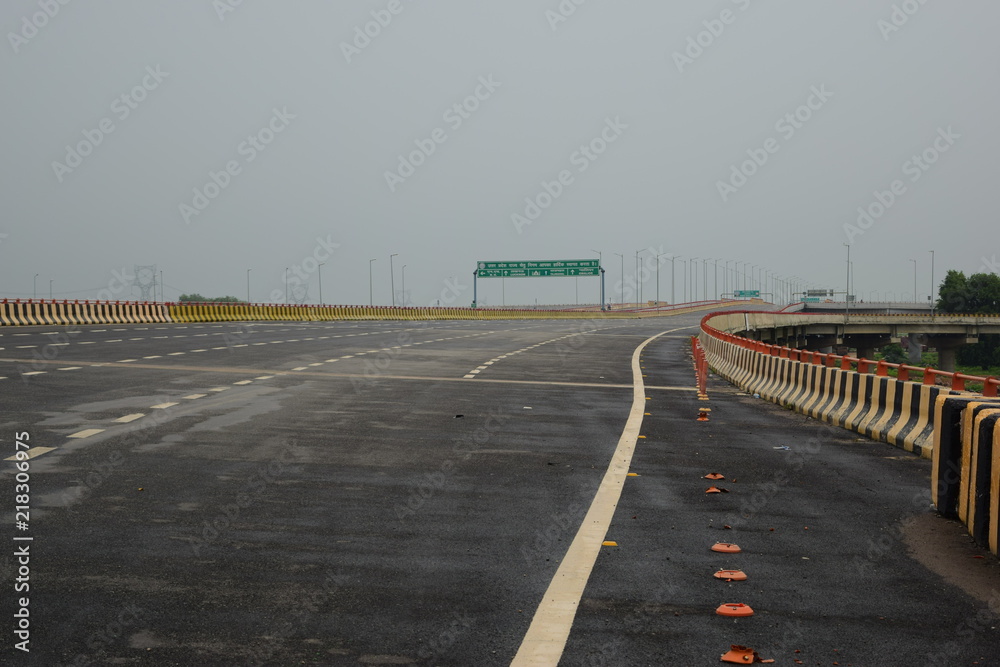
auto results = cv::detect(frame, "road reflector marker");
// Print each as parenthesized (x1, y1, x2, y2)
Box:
(711, 542, 741, 554)
(704, 473, 725, 480)
(115, 414, 144, 423)
(637, 435, 646, 439)
(627, 472, 639, 477)
(68, 429, 104, 439)
(644, 412, 651, 416)
(150, 402, 179, 409)
(720, 645, 773, 664)
(714, 570, 748, 582)
(602, 541, 617, 547)
(716, 603, 754, 617)
(706, 486, 729, 494)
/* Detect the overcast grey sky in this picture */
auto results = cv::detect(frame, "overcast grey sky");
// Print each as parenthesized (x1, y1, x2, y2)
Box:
(2, 1, 997, 307)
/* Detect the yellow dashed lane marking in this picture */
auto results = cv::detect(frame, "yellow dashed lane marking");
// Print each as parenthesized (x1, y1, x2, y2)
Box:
(5, 447, 57, 461)
(115, 414, 145, 423)
(68, 428, 104, 439)
(151, 402, 179, 409)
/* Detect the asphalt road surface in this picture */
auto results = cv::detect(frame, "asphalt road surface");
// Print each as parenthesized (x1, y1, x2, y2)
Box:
(1, 312, 998, 666)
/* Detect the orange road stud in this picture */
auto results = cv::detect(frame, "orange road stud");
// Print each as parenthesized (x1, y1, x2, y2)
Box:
(704, 473, 725, 480)
(720, 645, 774, 664)
(711, 542, 741, 554)
(697, 408, 711, 422)
(627, 472, 639, 477)
(602, 541, 618, 547)
(705, 486, 729, 494)
(714, 570, 748, 582)
(716, 603, 754, 617)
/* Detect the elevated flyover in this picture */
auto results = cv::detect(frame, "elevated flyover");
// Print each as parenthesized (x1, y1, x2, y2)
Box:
(716, 310, 1000, 371)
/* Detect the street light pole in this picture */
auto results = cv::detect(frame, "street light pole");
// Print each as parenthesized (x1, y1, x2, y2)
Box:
(369, 259, 376, 306)
(844, 244, 851, 319)
(591, 250, 602, 307)
(33, 273, 38, 300)
(909, 259, 917, 303)
(284, 267, 289, 303)
(402, 265, 407, 306)
(614, 253, 624, 306)
(389, 253, 398, 306)
(49, 279, 53, 300)
(318, 263, 324, 305)
(929, 250, 935, 315)
(247, 268, 251, 303)
(656, 253, 662, 305)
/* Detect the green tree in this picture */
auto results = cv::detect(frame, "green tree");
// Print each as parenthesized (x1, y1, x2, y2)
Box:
(937, 270, 1000, 370)
(178, 293, 208, 302)
(177, 294, 244, 303)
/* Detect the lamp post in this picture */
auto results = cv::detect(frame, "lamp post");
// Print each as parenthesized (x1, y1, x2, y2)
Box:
(33, 273, 38, 300)
(318, 263, 324, 305)
(246, 268, 251, 303)
(591, 250, 602, 307)
(844, 244, 851, 319)
(160, 270, 163, 302)
(389, 253, 398, 307)
(909, 259, 917, 303)
(929, 250, 935, 315)
(656, 253, 663, 305)
(614, 253, 624, 306)
(401, 265, 407, 306)
(49, 279, 53, 300)
(369, 259, 376, 306)
(689, 257, 698, 302)
(284, 267, 289, 303)
(679, 258, 687, 302)
(669, 254, 676, 305)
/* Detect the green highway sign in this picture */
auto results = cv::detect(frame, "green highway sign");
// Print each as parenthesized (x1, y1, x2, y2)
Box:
(734, 290, 760, 298)
(801, 297, 821, 302)
(477, 259, 600, 278)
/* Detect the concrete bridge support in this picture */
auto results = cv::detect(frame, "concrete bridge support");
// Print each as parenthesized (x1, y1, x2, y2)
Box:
(927, 334, 978, 373)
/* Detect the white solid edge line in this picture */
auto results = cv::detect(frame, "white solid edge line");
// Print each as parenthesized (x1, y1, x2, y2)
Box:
(510, 326, 684, 666)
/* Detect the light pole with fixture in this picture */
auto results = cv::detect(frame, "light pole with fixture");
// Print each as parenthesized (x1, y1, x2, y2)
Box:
(369, 259, 377, 306)
(401, 265, 407, 306)
(389, 253, 398, 306)
(246, 268, 251, 303)
(318, 263, 324, 305)
(614, 253, 624, 307)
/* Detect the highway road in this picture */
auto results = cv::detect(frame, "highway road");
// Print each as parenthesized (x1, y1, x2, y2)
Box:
(1, 312, 998, 666)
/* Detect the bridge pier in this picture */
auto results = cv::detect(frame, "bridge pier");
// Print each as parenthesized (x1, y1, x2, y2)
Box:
(927, 334, 978, 373)
(845, 335, 891, 361)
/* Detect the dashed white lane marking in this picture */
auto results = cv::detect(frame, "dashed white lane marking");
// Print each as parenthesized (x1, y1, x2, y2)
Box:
(292, 367, 308, 371)
(92, 329, 106, 332)
(116, 414, 145, 423)
(105, 339, 122, 343)
(151, 402, 179, 409)
(211, 347, 227, 350)
(79, 341, 95, 345)
(325, 359, 339, 363)
(512, 326, 682, 666)
(191, 349, 208, 353)
(308, 363, 323, 367)
(22, 371, 46, 376)
(16, 345, 37, 349)
(129, 337, 144, 341)
(168, 352, 185, 356)
(49, 342, 69, 346)
(5, 447, 56, 461)
(255, 376, 274, 380)
(233, 380, 253, 385)
(143, 355, 162, 360)
(182, 394, 207, 400)
(57, 367, 82, 371)
(68, 428, 104, 439)
(208, 387, 229, 392)
(118, 359, 137, 363)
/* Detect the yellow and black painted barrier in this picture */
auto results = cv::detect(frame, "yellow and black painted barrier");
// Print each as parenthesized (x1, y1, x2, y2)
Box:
(0, 298, 728, 327)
